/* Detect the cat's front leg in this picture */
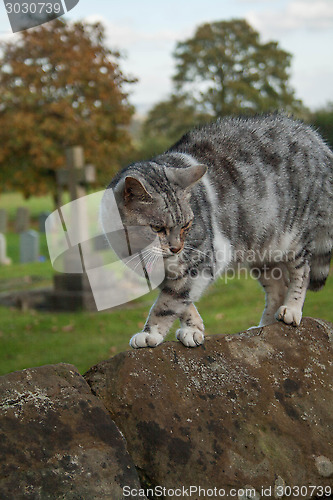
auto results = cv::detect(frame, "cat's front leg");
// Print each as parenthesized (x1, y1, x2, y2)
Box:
(176, 303, 205, 347)
(129, 289, 185, 348)
(129, 326, 166, 348)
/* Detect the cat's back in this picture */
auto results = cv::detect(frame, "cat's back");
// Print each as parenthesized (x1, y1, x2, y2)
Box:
(171, 113, 333, 175)
(169, 113, 333, 252)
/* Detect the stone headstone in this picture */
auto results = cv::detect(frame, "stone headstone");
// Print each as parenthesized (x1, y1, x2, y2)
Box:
(0, 209, 7, 233)
(0, 233, 11, 265)
(50, 146, 97, 311)
(38, 211, 50, 233)
(15, 207, 30, 233)
(20, 230, 39, 263)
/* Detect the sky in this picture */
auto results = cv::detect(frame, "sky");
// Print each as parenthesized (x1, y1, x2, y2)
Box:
(0, 0, 332, 114)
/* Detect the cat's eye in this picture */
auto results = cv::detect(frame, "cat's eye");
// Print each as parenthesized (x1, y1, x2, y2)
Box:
(151, 225, 165, 233)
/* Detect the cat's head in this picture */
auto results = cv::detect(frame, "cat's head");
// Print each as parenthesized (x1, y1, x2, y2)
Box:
(102, 156, 207, 258)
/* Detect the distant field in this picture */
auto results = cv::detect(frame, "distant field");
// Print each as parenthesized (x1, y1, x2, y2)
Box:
(0, 192, 55, 220)
(0, 191, 73, 227)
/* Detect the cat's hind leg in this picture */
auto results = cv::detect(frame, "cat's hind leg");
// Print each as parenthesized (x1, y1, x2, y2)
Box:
(275, 259, 310, 326)
(256, 264, 289, 327)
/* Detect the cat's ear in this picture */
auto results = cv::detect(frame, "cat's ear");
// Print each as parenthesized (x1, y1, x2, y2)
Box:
(124, 176, 153, 203)
(167, 164, 207, 190)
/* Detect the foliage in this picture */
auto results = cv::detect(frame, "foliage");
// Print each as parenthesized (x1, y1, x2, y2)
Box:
(143, 19, 305, 143)
(311, 103, 333, 150)
(142, 94, 211, 147)
(0, 19, 136, 198)
(173, 19, 303, 116)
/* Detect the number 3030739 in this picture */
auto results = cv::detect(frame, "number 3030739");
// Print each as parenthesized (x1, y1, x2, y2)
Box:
(275, 485, 332, 497)
(5, 3, 62, 14)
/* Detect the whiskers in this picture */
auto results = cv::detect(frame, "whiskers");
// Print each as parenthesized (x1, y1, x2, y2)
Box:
(142, 251, 161, 273)
(125, 246, 164, 274)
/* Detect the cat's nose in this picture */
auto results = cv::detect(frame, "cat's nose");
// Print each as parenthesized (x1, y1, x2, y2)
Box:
(170, 245, 183, 254)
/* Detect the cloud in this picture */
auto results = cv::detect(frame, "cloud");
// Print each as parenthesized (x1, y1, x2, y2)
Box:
(83, 14, 180, 53)
(236, 0, 276, 3)
(82, 14, 179, 110)
(291, 66, 333, 109)
(246, 0, 333, 35)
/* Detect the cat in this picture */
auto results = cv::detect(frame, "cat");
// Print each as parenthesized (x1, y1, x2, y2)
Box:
(101, 113, 333, 349)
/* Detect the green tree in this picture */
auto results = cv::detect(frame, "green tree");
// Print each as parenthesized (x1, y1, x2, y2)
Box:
(173, 19, 303, 116)
(0, 19, 136, 198)
(141, 94, 211, 154)
(311, 104, 333, 150)
(143, 19, 305, 145)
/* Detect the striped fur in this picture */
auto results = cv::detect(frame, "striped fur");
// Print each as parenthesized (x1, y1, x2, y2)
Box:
(102, 114, 333, 348)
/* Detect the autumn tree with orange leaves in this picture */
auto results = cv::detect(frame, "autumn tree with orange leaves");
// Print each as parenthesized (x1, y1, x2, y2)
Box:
(0, 19, 136, 198)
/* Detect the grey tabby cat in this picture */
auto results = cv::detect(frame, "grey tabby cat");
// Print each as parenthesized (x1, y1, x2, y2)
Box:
(101, 114, 333, 348)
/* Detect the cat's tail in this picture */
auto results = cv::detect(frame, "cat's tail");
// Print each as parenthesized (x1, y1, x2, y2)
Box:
(308, 249, 332, 291)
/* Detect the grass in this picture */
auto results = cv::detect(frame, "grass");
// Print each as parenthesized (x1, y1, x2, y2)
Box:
(1, 264, 332, 377)
(0, 192, 55, 221)
(0, 191, 72, 222)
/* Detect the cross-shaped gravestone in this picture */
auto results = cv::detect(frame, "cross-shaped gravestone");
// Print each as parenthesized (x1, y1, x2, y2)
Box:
(51, 147, 99, 310)
(56, 146, 96, 203)
(56, 146, 96, 269)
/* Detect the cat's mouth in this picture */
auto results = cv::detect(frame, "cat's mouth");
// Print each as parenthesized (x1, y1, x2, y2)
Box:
(164, 249, 183, 258)
(150, 245, 184, 258)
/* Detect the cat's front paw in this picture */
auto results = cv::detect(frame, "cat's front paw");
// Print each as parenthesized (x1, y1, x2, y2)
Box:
(275, 305, 302, 326)
(176, 327, 204, 347)
(129, 331, 164, 349)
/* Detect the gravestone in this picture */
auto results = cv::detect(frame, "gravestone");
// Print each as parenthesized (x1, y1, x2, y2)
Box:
(15, 207, 30, 233)
(20, 230, 39, 263)
(0, 209, 7, 234)
(0, 233, 11, 265)
(50, 146, 99, 311)
(38, 211, 50, 233)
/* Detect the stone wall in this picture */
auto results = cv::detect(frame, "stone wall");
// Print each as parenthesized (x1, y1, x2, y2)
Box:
(1, 317, 332, 499)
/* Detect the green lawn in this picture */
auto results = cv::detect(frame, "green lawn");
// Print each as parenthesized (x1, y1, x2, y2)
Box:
(0, 191, 72, 222)
(1, 263, 332, 377)
(0, 192, 55, 221)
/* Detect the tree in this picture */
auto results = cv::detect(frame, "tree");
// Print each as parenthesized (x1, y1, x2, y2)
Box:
(143, 19, 305, 145)
(311, 104, 333, 151)
(141, 94, 211, 154)
(173, 19, 303, 116)
(0, 19, 136, 198)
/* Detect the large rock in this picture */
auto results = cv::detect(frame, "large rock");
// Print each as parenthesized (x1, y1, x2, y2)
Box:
(0, 363, 143, 500)
(85, 318, 333, 499)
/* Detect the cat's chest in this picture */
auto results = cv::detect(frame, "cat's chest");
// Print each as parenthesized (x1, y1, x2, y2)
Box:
(164, 255, 187, 279)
